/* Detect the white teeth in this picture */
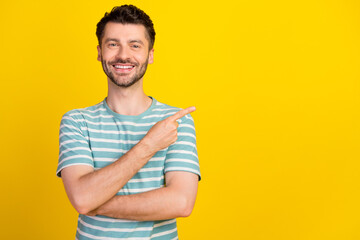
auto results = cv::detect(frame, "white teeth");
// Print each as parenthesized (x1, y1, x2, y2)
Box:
(114, 65, 133, 69)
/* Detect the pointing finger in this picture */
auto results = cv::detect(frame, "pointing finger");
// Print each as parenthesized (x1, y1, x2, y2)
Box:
(168, 106, 196, 122)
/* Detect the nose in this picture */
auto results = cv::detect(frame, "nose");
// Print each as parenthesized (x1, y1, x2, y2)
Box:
(116, 46, 131, 61)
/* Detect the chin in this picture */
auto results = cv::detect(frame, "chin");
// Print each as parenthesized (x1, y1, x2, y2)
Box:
(111, 78, 139, 88)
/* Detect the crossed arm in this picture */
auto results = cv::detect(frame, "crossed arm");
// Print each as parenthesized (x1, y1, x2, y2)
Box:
(87, 171, 198, 221)
(60, 107, 199, 221)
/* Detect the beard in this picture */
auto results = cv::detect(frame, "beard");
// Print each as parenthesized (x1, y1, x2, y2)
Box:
(101, 57, 149, 88)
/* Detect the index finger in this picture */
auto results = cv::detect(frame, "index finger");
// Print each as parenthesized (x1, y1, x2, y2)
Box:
(167, 106, 196, 122)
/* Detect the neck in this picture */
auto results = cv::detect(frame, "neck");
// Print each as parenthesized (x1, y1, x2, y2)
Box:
(106, 79, 152, 116)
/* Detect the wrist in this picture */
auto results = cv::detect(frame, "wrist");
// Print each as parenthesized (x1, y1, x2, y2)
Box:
(136, 138, 156, 159)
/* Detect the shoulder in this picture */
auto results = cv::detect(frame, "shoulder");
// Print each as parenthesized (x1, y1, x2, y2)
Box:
(151, 99, 180, 113)
(61, 100, 107, 122)
(151, 98, 194, 124)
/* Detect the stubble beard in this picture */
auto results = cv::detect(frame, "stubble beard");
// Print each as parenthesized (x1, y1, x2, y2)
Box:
(101, 57, 149, 88)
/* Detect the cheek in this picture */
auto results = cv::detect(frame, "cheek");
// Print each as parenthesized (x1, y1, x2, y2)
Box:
(101, 49, 117, 60)
(135, 53, 150, 63)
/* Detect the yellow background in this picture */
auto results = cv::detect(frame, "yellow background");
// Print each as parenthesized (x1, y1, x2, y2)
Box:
(1, 0, 359, 239)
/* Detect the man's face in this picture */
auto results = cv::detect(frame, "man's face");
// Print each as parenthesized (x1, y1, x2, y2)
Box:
(97, 22, 154, 88)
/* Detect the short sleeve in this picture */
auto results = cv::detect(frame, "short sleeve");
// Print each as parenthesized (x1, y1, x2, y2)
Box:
(56, 112, 94, 177)
(164, 114, 201, 180)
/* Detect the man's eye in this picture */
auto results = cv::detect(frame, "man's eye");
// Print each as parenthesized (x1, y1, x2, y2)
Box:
(132, 45, 140, 48)
(109, 43, 117, 47)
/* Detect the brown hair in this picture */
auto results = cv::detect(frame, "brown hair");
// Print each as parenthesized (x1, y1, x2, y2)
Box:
(96, 5, 156, 50)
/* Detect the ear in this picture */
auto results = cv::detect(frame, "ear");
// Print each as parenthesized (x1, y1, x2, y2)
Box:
(148, 48, 154, 64)
(97, 45, 101, 61)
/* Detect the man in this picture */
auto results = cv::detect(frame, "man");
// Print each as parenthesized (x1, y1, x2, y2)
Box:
(56, 5, 200, 240)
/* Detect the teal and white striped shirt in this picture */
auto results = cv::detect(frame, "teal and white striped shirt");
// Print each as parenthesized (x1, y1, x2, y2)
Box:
(57, 97, 200, 240)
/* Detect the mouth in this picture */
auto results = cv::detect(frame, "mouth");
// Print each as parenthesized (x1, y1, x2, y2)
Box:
(112, 64, 135, 73)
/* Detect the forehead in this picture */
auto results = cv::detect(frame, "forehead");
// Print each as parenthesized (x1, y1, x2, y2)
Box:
(102, 22, 148, 43)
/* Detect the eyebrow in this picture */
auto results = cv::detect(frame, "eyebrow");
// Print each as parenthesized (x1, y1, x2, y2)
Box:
(104, 38, 145, 45)
(104, 38, 120, 44)
(129, 39, 145, 45)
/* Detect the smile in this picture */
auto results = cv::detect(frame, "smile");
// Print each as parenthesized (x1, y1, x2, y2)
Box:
(114, 65, 134, 69)
(112, 64, 135, 72)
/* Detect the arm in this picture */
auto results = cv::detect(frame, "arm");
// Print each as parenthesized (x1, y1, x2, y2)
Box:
(86, 112, 200, 221)
(60, 107, 196, 215)
(87, 171, 199, 221)
(61, 141, 154, 215)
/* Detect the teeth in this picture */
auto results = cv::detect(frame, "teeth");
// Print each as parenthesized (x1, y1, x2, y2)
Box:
(114, 65, 133, 69)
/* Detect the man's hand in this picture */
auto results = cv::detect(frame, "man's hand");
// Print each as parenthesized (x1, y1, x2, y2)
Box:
(140, 106, 196, 154)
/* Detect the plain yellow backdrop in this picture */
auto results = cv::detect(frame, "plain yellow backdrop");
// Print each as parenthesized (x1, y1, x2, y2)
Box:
(1, 0, 359, 239)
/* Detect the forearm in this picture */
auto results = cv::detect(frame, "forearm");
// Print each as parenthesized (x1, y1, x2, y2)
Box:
(63, 140, 155, 214)
(88, 172, 199, 221)
(91, 187, 188, 221)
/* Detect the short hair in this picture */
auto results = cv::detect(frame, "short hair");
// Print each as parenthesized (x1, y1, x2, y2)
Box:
(96, 5, 156, 50)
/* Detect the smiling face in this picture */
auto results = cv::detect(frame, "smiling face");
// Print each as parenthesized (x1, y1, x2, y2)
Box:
(97, 22, 154, 88)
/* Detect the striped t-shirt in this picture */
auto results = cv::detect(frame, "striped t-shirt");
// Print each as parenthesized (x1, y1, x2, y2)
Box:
(57, 97, 200, 240)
